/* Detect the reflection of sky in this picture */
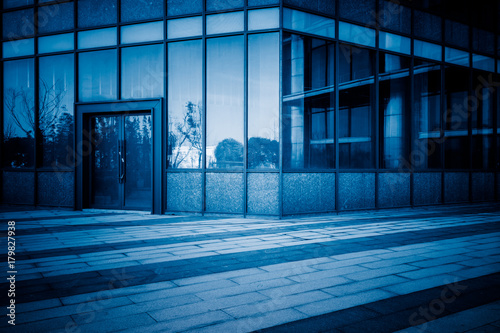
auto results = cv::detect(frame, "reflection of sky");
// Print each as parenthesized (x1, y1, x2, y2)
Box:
(39, 54, 74, 115)
(3, 59, 34, 138)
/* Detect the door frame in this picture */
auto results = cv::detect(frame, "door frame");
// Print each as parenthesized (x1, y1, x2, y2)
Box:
(75, 99, 163, 214)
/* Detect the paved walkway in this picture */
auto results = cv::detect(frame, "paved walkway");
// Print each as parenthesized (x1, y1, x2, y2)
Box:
(1, 204, 500, 332)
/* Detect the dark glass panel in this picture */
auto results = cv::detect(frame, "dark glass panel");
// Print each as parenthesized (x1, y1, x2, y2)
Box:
(121, 0, 163, 22)
(472, 28, 495, 55)
(414, 10, 441, 42)
(3, 0, 34, 9)
(207, 36, 244, 169)
(124, 115, 152, 209)
(166, 0, 202, 16)
(78, 50, 117, 102)
(445, 20, 469, 49)
(339, 45, 375, 169)
(2, 9, 34, 39)
(3, 59, 35, 168)
(248, 33, 279, 169)
(121, 44, 164, 99)
(339, 0, 375, 24)
(39, 54, 74, 169)
(37, 2, 74, 34)
(78, 0, 117, 28)
(206, 0, 243, 11)
(284, 0, 335, 16)
(167, 40, 203, 169)
(378, 0, 411, 34)
(379, 53, 411, 169)
(444, 66, 469, 169)
(282, 34, 335, 169)
(471, 71, 495, 169)
(248, 0, 279, 5)
(412, 60, 442, 169)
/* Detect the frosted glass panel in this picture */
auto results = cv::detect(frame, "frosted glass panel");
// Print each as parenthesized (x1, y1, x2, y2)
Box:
(39, 33, 73, 54)
(167, 16, 202, 39)
(206, 12, 244, 35)
(444, 47, 469, 67)
(248, 8, 279, 30)
(414, 40, 442, 61)
(3, 0, 34, 8)
(283, 8, 335, 39)
(379, 31, 410, 55)
(2, 38, 34, 58)
(339, 21, 375, 47)
(78, 28, 117, 49)
(472, 54, 495, 72)
(121, 21, 164, 44)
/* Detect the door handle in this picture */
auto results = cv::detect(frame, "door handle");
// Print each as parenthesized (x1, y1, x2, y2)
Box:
(118, 141, 125, 184)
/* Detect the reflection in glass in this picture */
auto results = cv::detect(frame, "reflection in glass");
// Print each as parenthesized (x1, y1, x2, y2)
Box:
(78, 0, 117, 28)
(166, 0, 202, 16)
(338, 21, 375, 48)
(39, 33, 73, 54)
(167, 16, 202, 39)
(3, 59, 35, 168)
(3, 9, 34, 38)
(167, 40, 203, 169)
(207, 36, 244, 169)
(37, 2, 73, 34)
(339, 45, 375, 169)
(2, 38, 34, 58)
(248, 8, 279, 31)
(78, 28, 117, 49)
(121, 0, 163, 22)
(414, 40, 442, 62)
(444, 47, 469, 67)
(78, 50, 117, 102)
(121, 44, 164, 99)
(471, 71, 494, 169)
(283, 9, 335, 39)
(412, 60, 441, 169)
(120, 21, 163, 44)
(379, 31, 410, 55)
(283, 34, 335, 169)
(472, 54, 495, 72)
(248, 33, 279, 169)
(206, 0, 243, 11)
(284, 0, 335, 16)
(379, 53, 411, 169)
(206, 12, 244, 35)
(39, 54, 74, 168)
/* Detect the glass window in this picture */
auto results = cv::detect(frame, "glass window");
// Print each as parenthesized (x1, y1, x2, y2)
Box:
(284, 0, 335, 16)
(379, 53, 411, 169)
(37, 2, 74, 34)
(444, 47, 469, 67)
(39, 33, 73, 54)
(39, 54, 74, 168)
(3, 0, 34, 8)
(339, 45, 375, 169)
(414, 10, 441, 42)
(283, 34, 335, 169)
(166, 0, 202, 16)
(121, 44, 164, 99)
(206, 0, 243, 12)
(471, 71, 494, 169)
(167, 40, 203, 169)
(2, 38, 34, 58)
(78, 28, 117, 49)
(167, 16, 202, 39)
(444, 66, 470, 169)
(206, 12, 244, 35)
(283, 9, 335, 39)
(445, 20, 469, 49)
(338, 21, 375, 48)
(249, 0, 279, 5)
(378, 0, 411, 34)
(412, 60, 442, 169)
(472, 54, 495, 72)
(121, 21, 164, 44)
(78, 0, 117, 28)
(339, 0, 375, 25)
(248, 33, 279, 169)
(379, 31, 410, 55)
(3, 59, 35, 168)
(3, 9, 34, 39)
(121, 0, 163, 22)
(414, 40, 442, 62)
(248, 8, 279, 31)
(78, 50, 117, 102)
(207, 36, 244, 169)
(472, 28, 495, 55)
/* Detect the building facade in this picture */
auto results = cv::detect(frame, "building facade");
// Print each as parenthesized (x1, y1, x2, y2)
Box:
(1, 0, 499, 216)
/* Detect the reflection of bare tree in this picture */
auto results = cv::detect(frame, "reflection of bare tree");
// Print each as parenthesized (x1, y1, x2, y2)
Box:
(168, 101, 202, 168)
(4, 87, 35, 138)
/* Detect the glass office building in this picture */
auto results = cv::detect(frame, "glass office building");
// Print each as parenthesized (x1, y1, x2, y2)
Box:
(1, 0, 499, 216)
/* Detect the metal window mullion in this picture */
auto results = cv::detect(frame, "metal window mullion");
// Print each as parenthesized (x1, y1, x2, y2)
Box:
(243, 22, 248, 216)
(278, 3, 283, 218)
(334, 19, 339, 213)
(201, 7, 207, 214)
(33, 2, 39, 206)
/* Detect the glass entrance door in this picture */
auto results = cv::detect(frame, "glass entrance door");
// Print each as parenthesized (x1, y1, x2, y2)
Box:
(90, 113, 152, 210)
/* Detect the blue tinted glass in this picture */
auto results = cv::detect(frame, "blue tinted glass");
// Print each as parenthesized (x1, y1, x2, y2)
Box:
(37, 2, 74, 34)
(3, 59, 35, 168)
(206, 0, 243, 11)
(284, 0, 335, 16)
(249, 0, 279, 5)
(3, 9, 34, 39)
(121, 44, 164, 99)
(78, 28, 117, 49)
(248, 33, 280, 169)
(414, 10, 441, 42)
(121, 0, 163, 22)
(207, 36, 244, 169)
(78, 0, 117, 28)
(166, 0, 202, 16)
(379, 31, 410, 55)
(3, 0, 34, 8)
(121, 21, 164, 44)
(168, 40, 203, 169)
(472, 54, 495, 72)
(2, 38, 34, 58)
(472, 28, 495, 55)
(39, 54, 74, 168)
(206, 12, 244, 35)
(39, 33, 73, 54)
(414, 40, 442, 61)
(379, 0, 411, 34)
(445, 20, 469, 49)
(338, 21, 375, 48)
(78, 50, 117, 101)
(339, 0, 375, 24)
(167, 17, 202, 39)
(283, 9, 335, 39)
(248, 8, 279, 30)
(444, 47, 469, 67)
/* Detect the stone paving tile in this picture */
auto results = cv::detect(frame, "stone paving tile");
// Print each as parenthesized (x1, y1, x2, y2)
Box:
(343, 264, 418, 281)
(322, 275, 410, 296)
